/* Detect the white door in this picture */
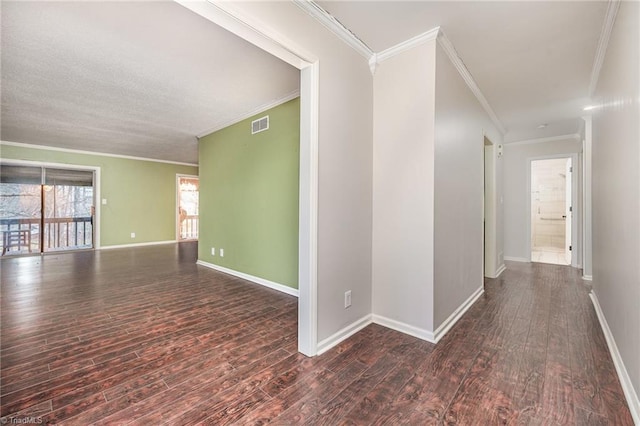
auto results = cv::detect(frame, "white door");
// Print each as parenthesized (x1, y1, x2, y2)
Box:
(565, 158, 572, 264)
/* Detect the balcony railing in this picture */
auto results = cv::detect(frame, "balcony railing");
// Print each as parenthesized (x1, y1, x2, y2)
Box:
(1, 217, 93, 255)
(179, 215, 198, 240)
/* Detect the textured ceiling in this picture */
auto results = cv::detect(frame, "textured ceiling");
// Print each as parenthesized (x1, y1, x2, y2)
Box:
(317, 0, 608, 142)
(1, 1, 300, 164)
(1, 1, 611, 161)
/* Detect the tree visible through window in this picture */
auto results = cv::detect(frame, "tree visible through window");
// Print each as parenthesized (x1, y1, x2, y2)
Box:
(178, 177, 199, 240)
(0, 165, 95, 255)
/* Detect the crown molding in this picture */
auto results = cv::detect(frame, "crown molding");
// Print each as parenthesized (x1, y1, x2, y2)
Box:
(377, 27, 441, 65)
(196, 90, 300, 138)
(0, 140, 198, 167)
(292, 0, 373, 60)
(295, 2, 505, 136)
(505, 133, 581, 146)
(369, 27, 441, 74)
(368, 53, 378, 75)
(588, 0, 621, 96)
(437, 31, 506, 135)
(369, 27, 440, 75)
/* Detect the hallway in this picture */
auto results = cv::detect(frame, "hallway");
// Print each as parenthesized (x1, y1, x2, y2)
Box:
(472, 262, 633, 424)
(0, 246, 633, 424)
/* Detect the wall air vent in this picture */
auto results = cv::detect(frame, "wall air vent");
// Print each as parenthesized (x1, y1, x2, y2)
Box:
(251, 116, 269, 135)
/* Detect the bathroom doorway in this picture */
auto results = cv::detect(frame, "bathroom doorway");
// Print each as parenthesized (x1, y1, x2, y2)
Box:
(530, 158, 572, 265)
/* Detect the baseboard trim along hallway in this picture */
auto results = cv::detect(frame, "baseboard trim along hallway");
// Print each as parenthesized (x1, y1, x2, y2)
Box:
(590, 291, 640, 424)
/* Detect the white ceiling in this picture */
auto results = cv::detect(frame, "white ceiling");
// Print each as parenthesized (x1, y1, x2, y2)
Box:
(1, 1, 300, 164)
(1, 1, 611, 162)
(317, 0, 609, 142)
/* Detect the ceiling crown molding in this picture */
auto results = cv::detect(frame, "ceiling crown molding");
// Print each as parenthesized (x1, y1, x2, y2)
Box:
(437, 31, 506, 135)
(292, 0, 373, 59)
(370, 26, 441, 73)
(296, 1, 505, 136)
(588, 0, 620, 96)
(505, 133, 581, 146)
(0, 141, 199, 167)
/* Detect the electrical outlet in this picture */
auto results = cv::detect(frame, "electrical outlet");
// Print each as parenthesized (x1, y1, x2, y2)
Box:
(211, 248, 215, 256)
(344, 290, 352, 308)
(220, 248, 224, 257)
(102, 198, 107, 205)
(130, 232, 136, 239)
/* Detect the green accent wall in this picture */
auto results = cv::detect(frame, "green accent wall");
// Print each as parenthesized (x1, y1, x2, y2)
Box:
(198, 98, 300, 289)
(0, 144, 198, 247)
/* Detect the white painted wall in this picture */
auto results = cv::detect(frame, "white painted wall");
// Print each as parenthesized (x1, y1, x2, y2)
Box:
(484, 144, 497, 276)
(576, 124, 585, 269)
(503, 138, 580, 261)
(496, 143, 505, 269)
(433, 43, 502, 327)
(372, 40, 504, 336)
(482, 142, 505, 277)
(583, 117, 593, 277)
(372, 41, 436, 334)
(224, 1, 374, 344)
(591, 0, 640, 415)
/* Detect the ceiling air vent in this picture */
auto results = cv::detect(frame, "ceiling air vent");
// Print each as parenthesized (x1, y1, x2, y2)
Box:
(251, 116, 269, 135)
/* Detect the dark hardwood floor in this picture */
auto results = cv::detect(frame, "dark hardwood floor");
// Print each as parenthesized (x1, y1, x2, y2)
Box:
(0, 243, 633, 425)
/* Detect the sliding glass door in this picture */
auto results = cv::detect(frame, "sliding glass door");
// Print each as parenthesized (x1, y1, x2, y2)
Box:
(0, 164, 95, 256)
(0, 165, 42, 255)
(43, 168, 94, 252)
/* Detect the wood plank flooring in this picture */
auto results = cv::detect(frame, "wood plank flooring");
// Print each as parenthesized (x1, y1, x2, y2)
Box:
(0, 243, 634, 424)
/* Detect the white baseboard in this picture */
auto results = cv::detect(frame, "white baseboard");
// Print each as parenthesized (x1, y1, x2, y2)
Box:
(590, 291, 640, 424)
(372, 286, 484, 345)
(485, 264, 507, 279)
(99, 240, 176, 250)
(504, 256, 529, 263)
(433, 286, 484, 343)
(196, 260, 299, 298)
(317, 286, 483, 355)
(582, 275, 593, 281)
(372, 314, 435, 343)
(316, 314, 373, 355)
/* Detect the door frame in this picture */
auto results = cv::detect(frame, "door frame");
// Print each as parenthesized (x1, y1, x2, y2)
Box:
(564, 158, 573, 264)
(174, 1, 320, 356)
(526, 153, 579, 266)
(176, 174, 199, 241)
(482, 135, 497, 278)
(0, 158, 102, 250)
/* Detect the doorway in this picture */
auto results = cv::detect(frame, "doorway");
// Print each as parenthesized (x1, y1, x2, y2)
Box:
(1, 163, 96, 256)
(177, 175, 199, 241)
(530, 158, 572, 265)
(483, 137, 496, 277)
(178, 1, 319, 356)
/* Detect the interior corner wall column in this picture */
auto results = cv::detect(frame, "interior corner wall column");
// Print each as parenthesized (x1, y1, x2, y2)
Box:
(582, 115, 593, 279)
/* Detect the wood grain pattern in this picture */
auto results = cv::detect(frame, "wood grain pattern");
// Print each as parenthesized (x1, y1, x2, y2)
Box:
(0, 244, 634, 425)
